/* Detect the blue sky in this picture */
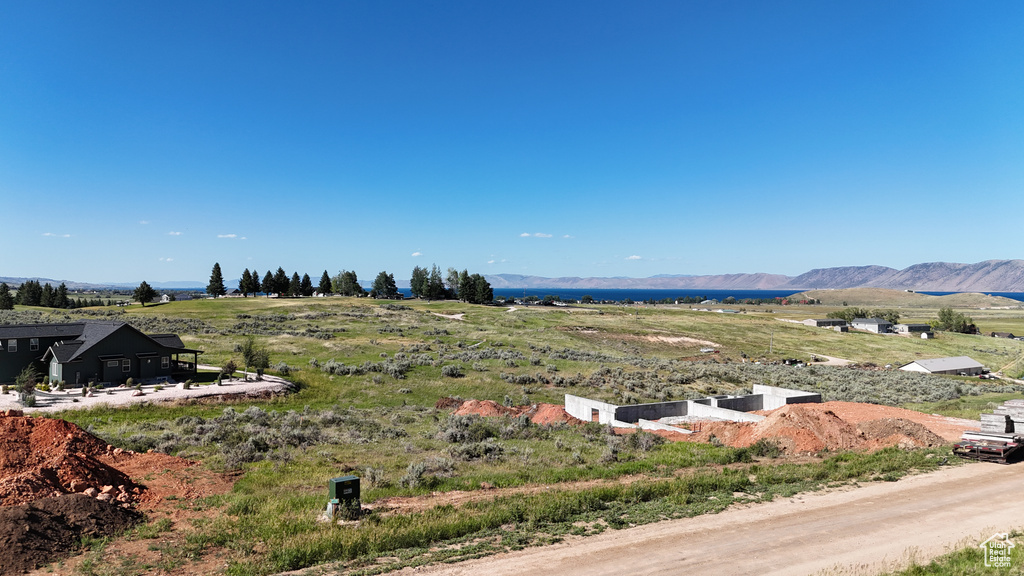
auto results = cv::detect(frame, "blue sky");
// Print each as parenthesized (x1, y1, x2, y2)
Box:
(1, 1, 1021, 286)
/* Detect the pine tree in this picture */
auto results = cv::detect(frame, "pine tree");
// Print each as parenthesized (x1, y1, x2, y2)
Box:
(56, 283, 70, 308)
(240, 269, 254, 297)
(0, 283, 13, 310)
(134, 281, 157, 306)
(289, 272, 301, 297)
(300, 273, 313, 297)
(410, 266, 428, 298)
(318, 270, 332, 295)
(40, 283, 54, 308)
(207, 263, 227, 297)
(261, 271, 274, 296)
(428, 265, 447, 300)
(369, 271, 399, 299)
(273, 267, 289, 295)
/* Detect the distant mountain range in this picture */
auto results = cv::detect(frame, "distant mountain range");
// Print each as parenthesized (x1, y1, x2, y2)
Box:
(485, 260, 1024, 292)
(5, 259, 1024, 293)
(0, 277, 205, 291)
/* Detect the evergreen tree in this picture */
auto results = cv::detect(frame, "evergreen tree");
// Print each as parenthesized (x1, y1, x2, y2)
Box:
(262, 270, 274, 296)
(410, 266, 428, 298)
(369, 271, 399, 299)
(300, 273, 313, 297)
(469, 274, 493, 304)
(427, 264, 447, 299)
(240, 269, 254, 297)
(0, 283, 13, 310)
(40, 283, 54, 308)
(207, 263, 227, 297)
(289, 272, 301, 297)
(134, 281, 157, 306)
(318, 270, 332, 295)
(273, 267, 289, 295)
(16, 280, 42, 306)
(56, 283, 70, 308)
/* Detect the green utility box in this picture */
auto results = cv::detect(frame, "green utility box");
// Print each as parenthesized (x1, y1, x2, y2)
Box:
(328, 476, 360, 506)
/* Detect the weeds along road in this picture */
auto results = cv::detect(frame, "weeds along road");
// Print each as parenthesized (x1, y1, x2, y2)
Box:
(387, 461, 1024, 576)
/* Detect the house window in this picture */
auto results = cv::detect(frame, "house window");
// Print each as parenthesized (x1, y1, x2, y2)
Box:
(122, 359, 131, 373)
(51, 362, 59, 378)
(107, 360, 119, 368)
(7, 340, 16, 353)
(161, 356, 169, 369)
(30, 338, 39, 351)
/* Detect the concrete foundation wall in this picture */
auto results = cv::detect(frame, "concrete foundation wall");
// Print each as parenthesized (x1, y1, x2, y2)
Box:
(565, 384, 818, 427)
(687, 402, 766, 422)
(614, 400, 689, 423)
(752, 384, 822, 409)
(638, 419, 693, 434)
(714, 395, 764, 412)
(564, 394, 618, 424)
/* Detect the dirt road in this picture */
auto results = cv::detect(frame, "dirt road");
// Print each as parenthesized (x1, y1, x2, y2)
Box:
(387, 461, 1024, 575)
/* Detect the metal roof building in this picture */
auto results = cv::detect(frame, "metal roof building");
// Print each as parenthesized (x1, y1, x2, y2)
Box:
(899, 356, 986, 376)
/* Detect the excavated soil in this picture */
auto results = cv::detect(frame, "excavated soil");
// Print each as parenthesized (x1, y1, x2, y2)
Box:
(0, 495, 141, 575)
(0, 412, 232, 575)
(680, 401, 972, 453)
(447, 398, 584, 425)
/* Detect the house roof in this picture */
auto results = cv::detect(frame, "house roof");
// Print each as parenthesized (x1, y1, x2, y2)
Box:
(852, 318, 892, 325)
(0, 320, 207, 363)
(0, 323, 85, 340)
(902, 356, 984, 372)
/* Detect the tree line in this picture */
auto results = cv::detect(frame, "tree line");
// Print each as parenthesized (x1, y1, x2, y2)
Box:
(0, 280, 114, 310)
(201, 262, 493, 304)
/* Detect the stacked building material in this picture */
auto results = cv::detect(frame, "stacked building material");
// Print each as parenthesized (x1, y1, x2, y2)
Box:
(980, 412, 1012, 434)
(992, 399, 1024, 433)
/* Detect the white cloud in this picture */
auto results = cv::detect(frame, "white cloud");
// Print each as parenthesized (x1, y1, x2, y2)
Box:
(521, 232, 552, 238)
(42, 232, 71, 238)
(520, 232, 532, 237)
(626, 255, 643, 260)
(411, 251, 423, 257)
(487, 260, 495, 264)
(139, 220, 150, 225)
(159, 257, 174, 262)
(217, 234, 237, 239)
(168, 231, 182, 236)
(562, 234, 573, 239)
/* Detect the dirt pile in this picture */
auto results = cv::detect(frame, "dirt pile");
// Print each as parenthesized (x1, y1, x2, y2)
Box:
(680, 401, 968, 453)
(857, 418, 947, 449)
(0, 414, 141, 507)
(446, 398, 584, 425)
(0, 494, 141, 574)
(744, 405, 863, 452)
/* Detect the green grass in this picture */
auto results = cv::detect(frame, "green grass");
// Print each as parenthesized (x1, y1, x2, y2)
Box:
(882, 529, 1023, 575)
(904, 392, 1024, 420)
(16, 295, 1024, 574)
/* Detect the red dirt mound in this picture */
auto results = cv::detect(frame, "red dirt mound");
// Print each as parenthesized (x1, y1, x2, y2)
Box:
(454, 399, 518, 418)
(449, 399, 583, 425)
(0, 415, 141, 507)
(734, 405, 865, 452)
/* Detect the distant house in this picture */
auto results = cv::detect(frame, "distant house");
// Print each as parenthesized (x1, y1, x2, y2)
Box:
(224, 289, 243, 298)
(895, 323, 933, 335)
(851, 318, 893, 334)
(803, 319, 848, 328)
(0, 321, 202, 386)
(991, 332, 1017, 339)
(899, 356, 985, 376)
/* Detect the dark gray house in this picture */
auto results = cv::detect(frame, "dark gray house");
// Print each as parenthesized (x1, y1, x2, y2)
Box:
(0, 321, 201, 386)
